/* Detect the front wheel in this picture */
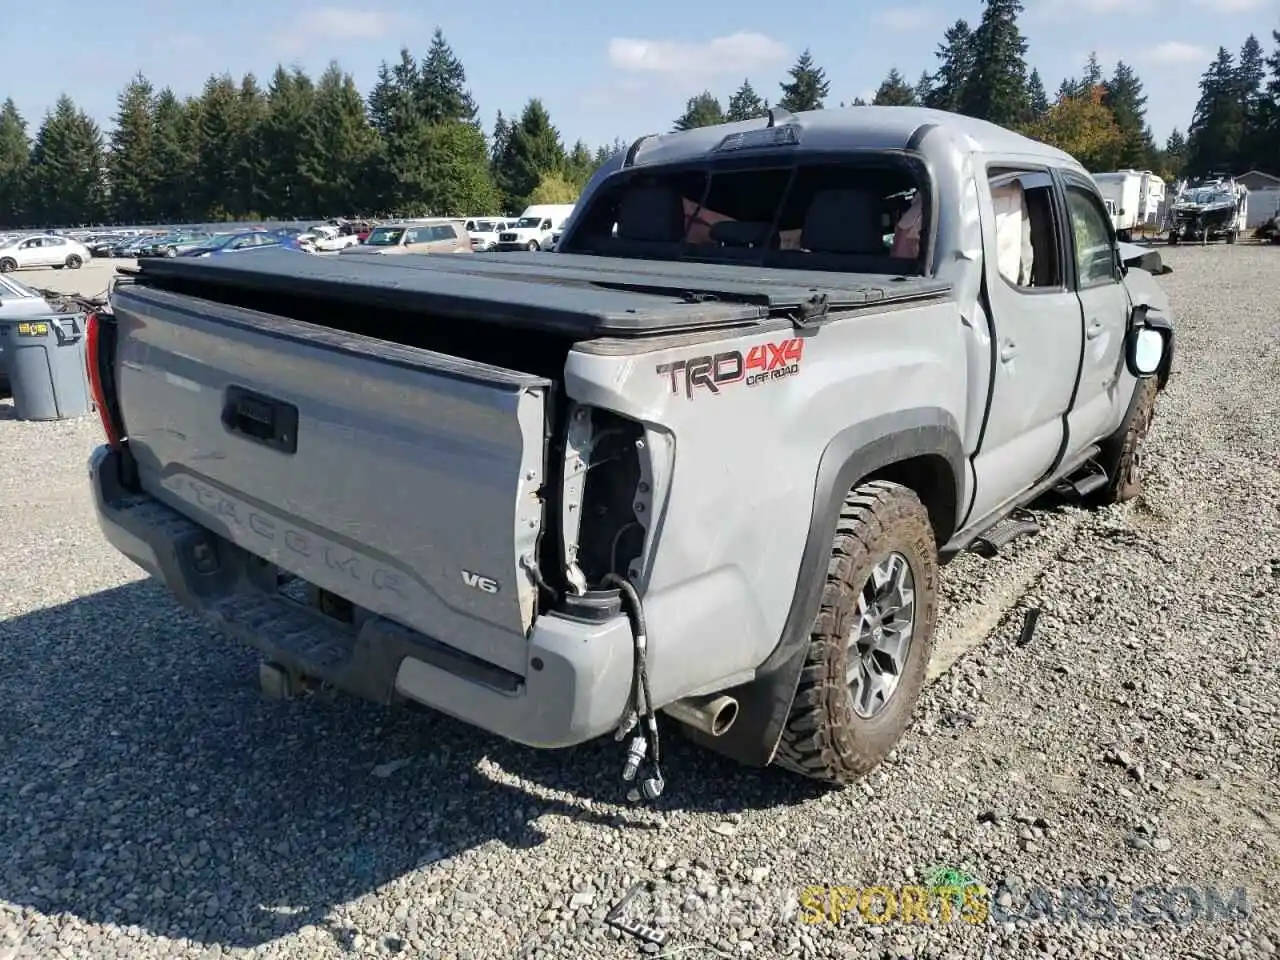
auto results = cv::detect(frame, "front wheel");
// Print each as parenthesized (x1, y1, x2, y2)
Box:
(773, 480, 939, 785)
(65, 255, 82, 269)
(526, 240, 540, 251)
(1091, 378, 1158, 506)
(0, 258, 16, 273)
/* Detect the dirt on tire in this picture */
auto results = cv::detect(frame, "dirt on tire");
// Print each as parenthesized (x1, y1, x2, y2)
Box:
(773, 479, 939, 785)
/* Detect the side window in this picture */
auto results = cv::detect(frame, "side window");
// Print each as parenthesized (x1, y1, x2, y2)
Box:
(987, 169, 1063, 291)
(47, 237, 65, 247)
(1065, 186, 1117, 287)
(433, 225, 457, 241)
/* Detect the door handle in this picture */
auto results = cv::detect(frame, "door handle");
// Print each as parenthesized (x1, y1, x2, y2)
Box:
(1086, 321, 1105, 339)
(1000, 341, 1018, 362)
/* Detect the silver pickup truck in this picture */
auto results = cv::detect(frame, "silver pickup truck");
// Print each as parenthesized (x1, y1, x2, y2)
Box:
(87, 106, 1174, 799)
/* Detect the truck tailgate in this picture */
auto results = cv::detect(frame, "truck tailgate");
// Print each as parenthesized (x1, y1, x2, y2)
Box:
(109, 281, 549, 675)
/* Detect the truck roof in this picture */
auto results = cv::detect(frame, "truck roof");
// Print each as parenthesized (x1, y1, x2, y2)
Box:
(126, 246, 951, 339)
(628, 105, 1083, 173)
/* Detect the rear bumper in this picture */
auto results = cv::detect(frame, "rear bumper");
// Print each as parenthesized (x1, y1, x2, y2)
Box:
(89, 444, 637, 749)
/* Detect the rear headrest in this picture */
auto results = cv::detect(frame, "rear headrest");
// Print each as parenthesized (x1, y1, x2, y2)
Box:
(616, 183, 687, 242)
(801, 189, 886, 255)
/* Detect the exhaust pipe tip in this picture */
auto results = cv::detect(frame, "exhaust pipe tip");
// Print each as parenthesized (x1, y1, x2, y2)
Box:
(663, 693, 740, 738)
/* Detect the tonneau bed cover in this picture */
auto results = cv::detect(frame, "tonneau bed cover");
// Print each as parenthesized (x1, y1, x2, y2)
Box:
(130, 248, 953, 339)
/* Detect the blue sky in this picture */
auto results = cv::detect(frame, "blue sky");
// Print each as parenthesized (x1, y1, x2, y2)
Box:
(6, 0, 1278, 152)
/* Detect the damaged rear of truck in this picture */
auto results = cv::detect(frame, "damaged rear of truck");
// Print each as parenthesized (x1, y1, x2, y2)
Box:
(89, 106, 1171, 795)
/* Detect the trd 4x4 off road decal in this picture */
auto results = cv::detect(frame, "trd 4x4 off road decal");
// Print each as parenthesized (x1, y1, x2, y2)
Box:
(656, 337, 804, 399)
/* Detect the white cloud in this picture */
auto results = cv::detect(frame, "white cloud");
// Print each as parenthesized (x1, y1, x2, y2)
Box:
(279, 7, 394, 55)
(872, 8, 934, 30)
(1142, 41, 1210, 65)
(607, 31, 788, 79)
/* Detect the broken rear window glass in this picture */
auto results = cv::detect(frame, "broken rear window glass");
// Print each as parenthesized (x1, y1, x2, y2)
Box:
(561, 158, 927, 274)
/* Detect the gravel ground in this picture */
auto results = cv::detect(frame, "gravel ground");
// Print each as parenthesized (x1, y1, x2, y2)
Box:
(1, 245, 1278, 960)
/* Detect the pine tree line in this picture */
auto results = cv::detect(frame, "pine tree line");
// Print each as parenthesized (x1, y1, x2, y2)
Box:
(671, 2, 1280, 183)
(0, 29, 624, 229)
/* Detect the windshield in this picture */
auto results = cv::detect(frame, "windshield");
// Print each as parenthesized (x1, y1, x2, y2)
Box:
(515, 217, 542, 228)
(560, 157, 927, 274)
(365, 227, 405, 246)
(473, 220, 498, 232)
(1183, 187, 1232, 205)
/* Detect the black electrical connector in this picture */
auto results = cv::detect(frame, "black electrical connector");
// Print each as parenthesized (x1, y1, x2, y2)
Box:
(603, 573, 664, 801)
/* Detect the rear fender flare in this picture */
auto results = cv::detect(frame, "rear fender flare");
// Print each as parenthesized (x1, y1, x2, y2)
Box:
(687, 408, 965, 767)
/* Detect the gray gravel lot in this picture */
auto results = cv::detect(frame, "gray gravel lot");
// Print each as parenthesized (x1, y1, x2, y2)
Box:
(2, 247, 1278, 959)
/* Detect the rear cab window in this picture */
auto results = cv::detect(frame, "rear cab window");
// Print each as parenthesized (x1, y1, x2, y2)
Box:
(560, 154, 930, 275)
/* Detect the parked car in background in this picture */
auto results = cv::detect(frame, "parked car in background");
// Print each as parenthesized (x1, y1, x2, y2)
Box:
(339, 219, 471, 256)
(89, 235, 128, 257)
(142, 232, 214, 257)
(493, 204, 576, 251)
(110, 234, 168, 258)
(464, 217, 513, 251)
(0, 234, 91, 272)
(178, 231, 282, 257)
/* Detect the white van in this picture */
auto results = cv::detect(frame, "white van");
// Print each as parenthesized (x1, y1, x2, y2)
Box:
(494, 203, 575, 252)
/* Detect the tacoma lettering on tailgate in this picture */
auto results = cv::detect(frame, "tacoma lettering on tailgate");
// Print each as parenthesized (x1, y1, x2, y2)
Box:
(656, 338, 804, 399)
(169, 475, 410, 602)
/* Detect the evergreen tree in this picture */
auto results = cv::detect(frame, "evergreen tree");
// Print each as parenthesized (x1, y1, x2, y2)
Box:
(1163, 129, 1187, 179)
(1102, 61, 1155, 168)
(915, 72, 935, 107)
(1057, 77, 1081, 101)
(1026, 68, 1049, 123)
(311, 62, 380, 215)
(778, 49, 830, 112)
(924, 20, 975, 112)
(494, 98, 565, 212)
(564, 140, 595, 188)
(418, 29, 478, 125)
(872, 69, 918, 106)
(1235, 34, 1268, 169)
(416, 120, 498, 215)
(1082, 53, 1104, 88)
(28, 96, 105, 226)
(0, 98, 32, 227)
(1186, 47, 1245, 176)
(491, 111, 512, 167)
(674, 91, 725, 130)
(149, 88, 190, 223)
(107, 74, 156, 224)
(725, 79, 768, 121)
(236, 73, 269, 217)
(261, 67, 321, 216)
(195, 74, 245, 219)
(959, 0, 1030, 128)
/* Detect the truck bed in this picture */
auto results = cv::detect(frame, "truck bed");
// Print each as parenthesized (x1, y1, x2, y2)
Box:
(129, 248, 952, 339)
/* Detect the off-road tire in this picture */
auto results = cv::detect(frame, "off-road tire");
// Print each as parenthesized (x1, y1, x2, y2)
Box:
(0, 258, 15, 273)
(65, 254, 82, 269)
(1091, 378, 1158, 506)
(773, 480, 939, 785)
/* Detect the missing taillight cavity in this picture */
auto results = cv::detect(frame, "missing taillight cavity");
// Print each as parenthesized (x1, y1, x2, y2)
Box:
(573, 409, 649, 588)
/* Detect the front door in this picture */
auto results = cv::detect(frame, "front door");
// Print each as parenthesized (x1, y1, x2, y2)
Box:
(402, 227, 433, 253)
(964, 167, 1085, 527)
(1060, 173, 1134, 452)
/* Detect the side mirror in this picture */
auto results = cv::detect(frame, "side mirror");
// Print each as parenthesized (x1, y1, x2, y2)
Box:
(1125, 305, 1173, 380)
(1118, 207, 1126, 216)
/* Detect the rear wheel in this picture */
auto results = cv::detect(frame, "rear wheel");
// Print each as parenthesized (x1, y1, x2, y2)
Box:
(774, 480, 939, 785)
(66, 254, 82, 269)
(0, 258, 15, 273)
